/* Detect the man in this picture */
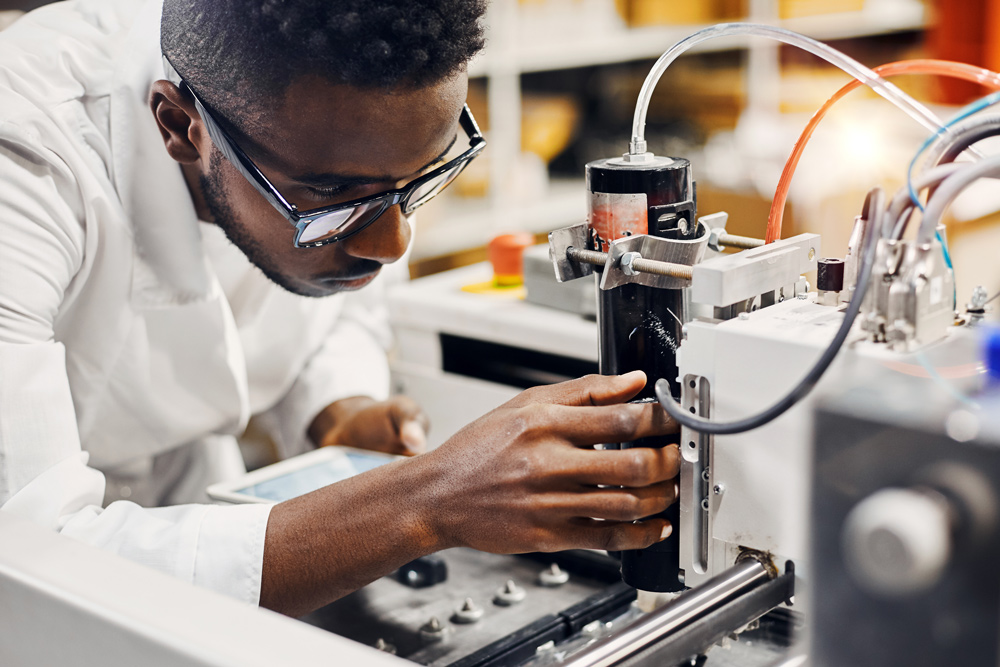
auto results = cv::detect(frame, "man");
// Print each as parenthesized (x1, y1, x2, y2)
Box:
(0, 0, 680, 617)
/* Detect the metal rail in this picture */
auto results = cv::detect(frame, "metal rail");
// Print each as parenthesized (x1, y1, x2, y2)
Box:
(562, 559, 772, 667)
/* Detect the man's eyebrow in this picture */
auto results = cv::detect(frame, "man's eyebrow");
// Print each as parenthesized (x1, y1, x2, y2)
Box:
(288, 133, 459, 189)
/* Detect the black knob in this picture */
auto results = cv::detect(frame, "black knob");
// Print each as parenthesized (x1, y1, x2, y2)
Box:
(818, 258, 845, 292)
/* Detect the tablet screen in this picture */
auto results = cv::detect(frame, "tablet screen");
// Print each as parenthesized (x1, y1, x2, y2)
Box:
(235, 451, 394, 503)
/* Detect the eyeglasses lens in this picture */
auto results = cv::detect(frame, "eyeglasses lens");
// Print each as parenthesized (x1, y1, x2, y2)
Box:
(298, 200, 387, 245)
(404, 162, 467, 213)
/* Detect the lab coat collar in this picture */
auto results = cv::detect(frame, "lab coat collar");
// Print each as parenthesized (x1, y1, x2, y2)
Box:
(108, 0, 213, 307)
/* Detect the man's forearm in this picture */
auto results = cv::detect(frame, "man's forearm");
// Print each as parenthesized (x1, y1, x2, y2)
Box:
(259, 453, 446, 616)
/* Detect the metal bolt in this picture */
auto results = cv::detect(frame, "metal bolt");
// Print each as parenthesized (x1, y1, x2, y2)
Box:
(419, 616, 449, 643)
(565, 247, 693, 280)
(452, 597, 484, 624)
(537, 563, 570, 587)
(374, 638, 397, 655)
(717, 233, 764, 250)
(620, 251, 641, 276)
(630, 256, 693, 280)
(714, 483, 725, 496)
(494, 579, 527, 606)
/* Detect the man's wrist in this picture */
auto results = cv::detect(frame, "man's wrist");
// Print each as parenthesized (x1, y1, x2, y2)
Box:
(400, 448, 457, 553)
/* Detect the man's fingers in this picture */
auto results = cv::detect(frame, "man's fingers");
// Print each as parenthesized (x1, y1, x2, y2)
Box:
(568, 481, 678, 521)
(508, 372, 647, 408)
(571, 446, 681, 487)
(388, 396, 430, 454)
(530, 402, 676, 447)
(568, 517, 672, 552)
(399, 420, 427, 455)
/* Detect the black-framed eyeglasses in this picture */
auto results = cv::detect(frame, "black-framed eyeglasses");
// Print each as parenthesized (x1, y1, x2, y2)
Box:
(162, 56, 486, 248)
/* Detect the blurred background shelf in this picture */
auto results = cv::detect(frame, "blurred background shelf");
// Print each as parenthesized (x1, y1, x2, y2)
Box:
(413, 0, 936, 269)
(469, 2, 926, 77)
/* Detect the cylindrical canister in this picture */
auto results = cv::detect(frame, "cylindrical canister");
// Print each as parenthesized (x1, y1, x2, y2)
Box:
(588, 155, 696, 593)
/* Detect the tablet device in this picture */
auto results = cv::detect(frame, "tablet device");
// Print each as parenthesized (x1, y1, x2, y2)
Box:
(207, 446, 401, 504)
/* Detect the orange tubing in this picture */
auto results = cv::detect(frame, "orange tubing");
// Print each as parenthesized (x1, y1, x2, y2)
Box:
(765, 60, 1000, 244)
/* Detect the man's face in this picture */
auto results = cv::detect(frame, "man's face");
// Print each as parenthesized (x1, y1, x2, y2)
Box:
(195, 74, 468, 297)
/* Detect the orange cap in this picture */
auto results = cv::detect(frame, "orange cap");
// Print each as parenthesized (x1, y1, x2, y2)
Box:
(488, 232, 535, 286)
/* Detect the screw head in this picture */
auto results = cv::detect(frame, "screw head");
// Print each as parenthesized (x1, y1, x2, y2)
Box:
(494, 579, 527, 606)
(420, 616, 450, 643)
(452, 597, 484, 624)
(537, 563, 570, 587)
(714, 483, 725, 496)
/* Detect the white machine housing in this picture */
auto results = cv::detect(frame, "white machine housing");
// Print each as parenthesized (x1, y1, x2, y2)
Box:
(676, 296, 980, 593)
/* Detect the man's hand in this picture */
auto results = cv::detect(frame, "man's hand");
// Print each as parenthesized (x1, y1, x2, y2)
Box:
(308, 395, 430, 456)
(263, 371, 678, 616)
(422, 370, 680, 554)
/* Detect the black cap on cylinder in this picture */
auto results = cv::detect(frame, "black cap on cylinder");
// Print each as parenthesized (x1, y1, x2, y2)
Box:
(817, 258, 845, 292)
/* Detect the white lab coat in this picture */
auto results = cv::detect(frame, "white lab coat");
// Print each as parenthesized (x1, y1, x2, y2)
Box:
(0, 0, 397, 604)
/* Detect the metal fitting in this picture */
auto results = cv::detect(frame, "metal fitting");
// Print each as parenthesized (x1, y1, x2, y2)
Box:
(494, 579, 527, 606)
(419, 617, 450, 643)
(537, 563, 570, 587)
(620, 251, 641, 276)
(735, 549, 778, 580)
(708, 226, 765, 253)
(707, 227, 726, 253)
(452, 598, 484, 624)
(969, 285, 989, 312)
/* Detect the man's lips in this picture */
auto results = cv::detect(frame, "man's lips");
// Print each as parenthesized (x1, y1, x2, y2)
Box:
(317, 267, 381, 289)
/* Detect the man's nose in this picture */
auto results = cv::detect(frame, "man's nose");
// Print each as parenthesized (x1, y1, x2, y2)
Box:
(341, 204, 411, 264)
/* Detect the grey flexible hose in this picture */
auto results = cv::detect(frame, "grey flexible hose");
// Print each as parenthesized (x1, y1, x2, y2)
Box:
(656, 190, 884, 435)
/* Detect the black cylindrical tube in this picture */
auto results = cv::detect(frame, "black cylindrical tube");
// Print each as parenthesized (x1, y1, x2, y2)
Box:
(589, 156, 695, 593)
(817, 258, 845, 293)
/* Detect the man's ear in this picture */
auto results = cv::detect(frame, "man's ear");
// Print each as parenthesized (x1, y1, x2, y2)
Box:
(149, 80, 205, 165)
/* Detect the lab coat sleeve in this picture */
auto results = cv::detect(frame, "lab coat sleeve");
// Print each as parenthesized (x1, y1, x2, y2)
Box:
(261, 250, 411, 457)
(0, 135, 271, 605)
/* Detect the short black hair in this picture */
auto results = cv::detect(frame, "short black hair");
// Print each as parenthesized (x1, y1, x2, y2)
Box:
(161, 0, 486, 133)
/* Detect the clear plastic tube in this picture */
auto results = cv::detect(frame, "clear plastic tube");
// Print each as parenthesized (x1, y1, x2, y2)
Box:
(918, 155, 1000, 244)
(630, 24, 948, 156)
(766, 60, 1000, 243)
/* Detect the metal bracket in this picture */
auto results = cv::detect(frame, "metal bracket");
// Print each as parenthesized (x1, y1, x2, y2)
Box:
(549, 222, 594, 283)
(599, 223, 710, 291)
(691, 233, 821, 308)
